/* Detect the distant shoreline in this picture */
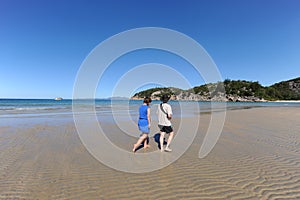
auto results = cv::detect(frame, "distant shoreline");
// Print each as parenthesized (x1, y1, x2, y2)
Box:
(130, 97, 300, 103)
(273, 100, 300, 103)
(1, 98, 300, 102)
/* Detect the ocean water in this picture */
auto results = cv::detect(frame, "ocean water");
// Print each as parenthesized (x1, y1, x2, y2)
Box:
(1, 98, 300, 114)
(0, 99, 299, 126)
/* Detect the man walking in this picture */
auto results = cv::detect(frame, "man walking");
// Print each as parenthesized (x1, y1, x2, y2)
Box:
(157, 94, 174, 152)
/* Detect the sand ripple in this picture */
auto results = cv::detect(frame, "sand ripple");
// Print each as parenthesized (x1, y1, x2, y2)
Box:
(1, 107, 300, 199)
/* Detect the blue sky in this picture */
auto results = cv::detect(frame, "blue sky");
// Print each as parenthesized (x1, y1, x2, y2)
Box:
(1, 0, 299, 99)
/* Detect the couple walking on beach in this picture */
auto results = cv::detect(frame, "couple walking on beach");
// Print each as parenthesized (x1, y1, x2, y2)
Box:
(133, 94, 174, 153)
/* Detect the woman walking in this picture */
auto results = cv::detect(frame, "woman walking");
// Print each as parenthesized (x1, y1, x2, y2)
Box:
(133, 97, 152, 152)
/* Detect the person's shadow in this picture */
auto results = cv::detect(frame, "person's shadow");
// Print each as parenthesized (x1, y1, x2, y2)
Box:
(153, 133, 167, 150)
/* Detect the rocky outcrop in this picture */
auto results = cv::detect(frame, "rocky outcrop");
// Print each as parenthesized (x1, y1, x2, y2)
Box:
(132, 89, 266, 102)
(288, 80, 300, 94)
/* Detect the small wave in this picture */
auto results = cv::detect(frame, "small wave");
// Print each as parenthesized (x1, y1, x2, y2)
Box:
(0, 106, 68, 111)
(0, 107, 15, 111)
(16, 107, 60, 111)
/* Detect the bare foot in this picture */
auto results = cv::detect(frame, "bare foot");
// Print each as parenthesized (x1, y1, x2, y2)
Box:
(144, 145, 150, 149)
(133, 144, 138, 152)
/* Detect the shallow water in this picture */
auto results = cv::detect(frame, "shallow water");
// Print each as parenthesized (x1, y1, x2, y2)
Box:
(0, 99, 299, 126)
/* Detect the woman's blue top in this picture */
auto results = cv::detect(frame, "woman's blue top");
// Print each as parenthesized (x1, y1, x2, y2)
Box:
(138, 105, 149, 127)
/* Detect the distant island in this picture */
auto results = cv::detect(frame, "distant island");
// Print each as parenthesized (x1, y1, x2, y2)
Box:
(54, 97, 63, 101)
(131, 77, 300, 102)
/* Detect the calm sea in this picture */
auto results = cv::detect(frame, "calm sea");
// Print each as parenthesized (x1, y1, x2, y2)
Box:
(0, 99, 299, 126)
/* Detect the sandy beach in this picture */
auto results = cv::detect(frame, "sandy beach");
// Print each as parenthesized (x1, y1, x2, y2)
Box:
(1, 106, 300, 199)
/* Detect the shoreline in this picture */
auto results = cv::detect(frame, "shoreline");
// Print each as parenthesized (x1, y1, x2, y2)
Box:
(131, 97, 300, 103)
(273, 100, 300, 102)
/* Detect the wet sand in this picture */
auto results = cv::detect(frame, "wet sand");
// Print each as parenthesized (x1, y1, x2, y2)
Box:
(1, 107, 300, 199)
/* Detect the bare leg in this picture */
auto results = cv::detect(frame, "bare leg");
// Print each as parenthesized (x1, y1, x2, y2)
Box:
(133, 134, 147, 152)
(159, 132, 165, 152)
(166, 132, 174, 149)
(143, 136, 150, 149)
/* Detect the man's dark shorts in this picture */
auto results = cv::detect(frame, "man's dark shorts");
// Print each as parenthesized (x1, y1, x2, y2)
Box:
(158, 125, 173, 134)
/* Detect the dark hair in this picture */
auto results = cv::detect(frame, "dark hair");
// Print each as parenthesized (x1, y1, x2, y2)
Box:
(160, 94, 170, 103)
(144, 97, 152, 105)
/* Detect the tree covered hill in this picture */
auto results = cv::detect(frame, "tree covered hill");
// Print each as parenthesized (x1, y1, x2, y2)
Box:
(131, 77, 300, 102)
(270, 77, 300, 100)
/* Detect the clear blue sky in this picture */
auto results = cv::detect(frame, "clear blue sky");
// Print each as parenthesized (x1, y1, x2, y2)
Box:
(1, 0, 299, 99)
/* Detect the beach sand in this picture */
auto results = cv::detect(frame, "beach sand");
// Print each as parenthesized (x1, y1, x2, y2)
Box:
(1, 107, 300, 199)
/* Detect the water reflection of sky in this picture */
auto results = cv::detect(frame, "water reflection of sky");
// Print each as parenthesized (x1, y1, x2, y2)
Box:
(1, 100, 299, 127)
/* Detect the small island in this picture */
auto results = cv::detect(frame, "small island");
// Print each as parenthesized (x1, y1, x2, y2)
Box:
(54, 97, 63, 101)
